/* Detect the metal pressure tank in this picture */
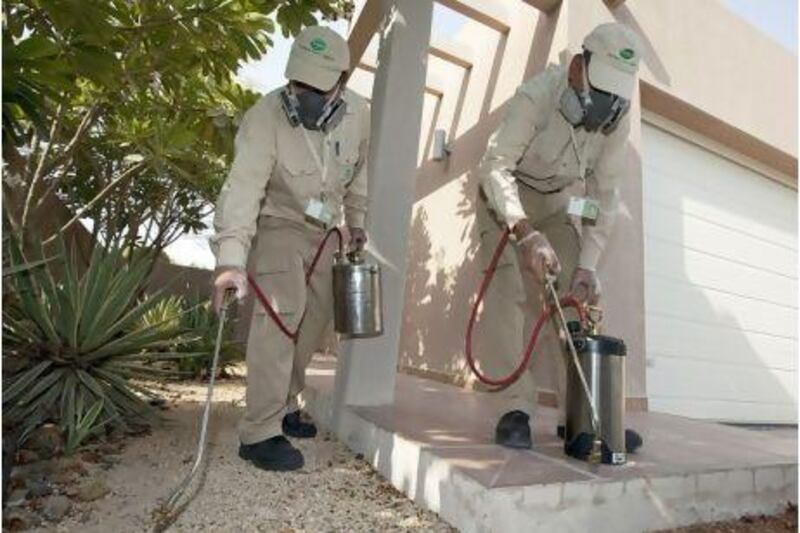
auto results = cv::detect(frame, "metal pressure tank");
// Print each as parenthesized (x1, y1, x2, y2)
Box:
(332, 251, 383, 338)
(564, 322, 627, 465)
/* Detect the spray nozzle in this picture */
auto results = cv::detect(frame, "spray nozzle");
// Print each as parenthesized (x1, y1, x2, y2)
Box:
(589, 437, 603, 465)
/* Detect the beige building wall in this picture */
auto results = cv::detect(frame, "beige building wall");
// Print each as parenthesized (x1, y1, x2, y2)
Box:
(347, 0, 797, 408)
(567, 0, 797, 157)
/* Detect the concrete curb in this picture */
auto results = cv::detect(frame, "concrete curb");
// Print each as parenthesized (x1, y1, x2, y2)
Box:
(303, 383, 797, 532)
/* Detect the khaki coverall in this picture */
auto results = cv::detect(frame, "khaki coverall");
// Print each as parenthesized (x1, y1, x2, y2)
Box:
(476, 64, 630, 421)
(211, 88, 370, 445)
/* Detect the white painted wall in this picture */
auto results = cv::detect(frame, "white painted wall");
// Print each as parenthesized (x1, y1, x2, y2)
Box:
(642, 123, 798, 423)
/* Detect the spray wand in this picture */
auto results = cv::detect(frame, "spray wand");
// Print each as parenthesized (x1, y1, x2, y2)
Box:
(152, 290, 236, 532)
(464, 227, 605, 463)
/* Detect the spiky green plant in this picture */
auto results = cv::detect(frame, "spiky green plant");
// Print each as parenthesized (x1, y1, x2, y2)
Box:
(175, 295, 243, 379)
(2, 237, 199, 447)
(137, 295, 184, 336)
(64, 399, 105, 455)
(134, 294, 241, 379)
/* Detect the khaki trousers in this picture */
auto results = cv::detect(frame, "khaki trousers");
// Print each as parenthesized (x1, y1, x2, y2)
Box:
(239, 217, 336, 445)
(475, 184, 582, 425)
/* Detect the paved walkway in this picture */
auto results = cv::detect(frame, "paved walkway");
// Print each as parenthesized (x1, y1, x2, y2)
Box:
(304, 356, 797, 533)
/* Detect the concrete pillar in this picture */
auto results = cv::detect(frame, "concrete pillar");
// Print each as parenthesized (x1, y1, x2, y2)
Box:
(333, 0, 433, 408)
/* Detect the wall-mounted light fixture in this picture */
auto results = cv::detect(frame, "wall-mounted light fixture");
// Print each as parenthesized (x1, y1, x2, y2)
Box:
(432, 129, 452, 161)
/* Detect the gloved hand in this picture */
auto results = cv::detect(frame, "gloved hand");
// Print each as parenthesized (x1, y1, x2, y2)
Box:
(348, 227, 368, 252)
(569, 267, 601, 305)
(212, 268, 247, 313)
(516, 228, 560, 282)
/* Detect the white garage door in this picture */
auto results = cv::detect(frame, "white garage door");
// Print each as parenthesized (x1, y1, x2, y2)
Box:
(643, 123, 798, 424)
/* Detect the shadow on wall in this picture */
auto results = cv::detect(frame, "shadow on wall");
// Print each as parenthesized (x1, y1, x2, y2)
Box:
(397, 5, 591, 394)
(396, 3, 796, 423)
(401, 177, 482, 386)
(397, 6, 574, 392)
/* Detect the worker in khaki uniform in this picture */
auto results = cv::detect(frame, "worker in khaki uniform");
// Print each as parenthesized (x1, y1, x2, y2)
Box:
(477, 23, 642, 451)
(211, 26, 370, 471)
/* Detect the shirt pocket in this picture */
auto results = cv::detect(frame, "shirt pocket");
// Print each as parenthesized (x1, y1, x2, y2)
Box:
(276, 148, 319, 205)
(280, 148, 318, 177)
(331, 136, 360, 189)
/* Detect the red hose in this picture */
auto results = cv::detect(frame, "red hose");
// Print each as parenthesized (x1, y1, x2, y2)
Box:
(247, 227, 343, 344)
(465, 227, 587, 389)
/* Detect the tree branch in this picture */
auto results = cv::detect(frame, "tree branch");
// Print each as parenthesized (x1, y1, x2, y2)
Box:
(39, 105, 99, 180)
(43, 161, 146, 245)
(116, 5, 222, 32)
(21, 102, 65, 231)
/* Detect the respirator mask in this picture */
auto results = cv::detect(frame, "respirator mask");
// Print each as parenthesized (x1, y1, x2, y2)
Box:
(280, 80, 348, 134)
(559, 53, 629, 135)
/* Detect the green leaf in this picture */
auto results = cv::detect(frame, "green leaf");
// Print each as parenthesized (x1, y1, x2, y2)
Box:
(14, 368, 66, 407)
(14, 35, 61, 60)
(3, 361, 53, 405)
(2, 255, 59, 277)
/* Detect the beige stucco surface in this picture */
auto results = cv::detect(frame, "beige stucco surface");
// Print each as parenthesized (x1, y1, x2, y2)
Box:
(395, 1, 650, 403)
(567, 0, 797, 158)
(346, 0, 796, 407)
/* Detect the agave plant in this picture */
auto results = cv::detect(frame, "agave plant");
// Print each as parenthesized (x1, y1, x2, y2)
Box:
(2, 237, 199, 448)
(134, 294, 241, 379)
(137, 295, 184, 336)
(174, 294, 243, 379)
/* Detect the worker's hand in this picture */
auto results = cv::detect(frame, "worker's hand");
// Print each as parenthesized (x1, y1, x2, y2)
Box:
(515, 227, 561, 281)
(348, 227, 367, 252)
(569, 267, 601, 305)
(213, 268, 247, 313)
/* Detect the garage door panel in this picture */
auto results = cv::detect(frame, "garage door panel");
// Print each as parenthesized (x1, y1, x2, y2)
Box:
(643, 127, 797, 226)
(643, 122, 797, 423)
(648, 397, 797, 424)
(646, 275, 797, 339)
(647, 356, 796, 405)
(645, 238, 797, 307)
(642, 162, 797, 230)
(644, 203, 796, 277)
(646, 314, 797, 371)
(644, 174, 796, 250)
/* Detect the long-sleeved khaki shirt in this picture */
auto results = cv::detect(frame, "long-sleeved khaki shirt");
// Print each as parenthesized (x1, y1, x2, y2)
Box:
(478, 64, 631, 270)
(211, 88, 370, 270)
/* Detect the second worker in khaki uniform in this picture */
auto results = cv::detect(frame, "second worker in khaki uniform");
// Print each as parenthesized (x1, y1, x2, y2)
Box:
(211, 26, 369, 471)
(477, 23, 643, 451)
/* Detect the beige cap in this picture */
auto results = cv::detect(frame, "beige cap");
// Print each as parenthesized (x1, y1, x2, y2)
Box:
(582, 23, 641, 99)
(285, 26, 350, 92)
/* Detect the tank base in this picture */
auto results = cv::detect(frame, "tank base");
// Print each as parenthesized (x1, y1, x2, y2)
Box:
(565, 432, 627, 465)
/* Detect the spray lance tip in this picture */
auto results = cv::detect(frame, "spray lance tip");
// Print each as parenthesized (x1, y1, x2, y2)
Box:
(589, 437, 604, 464)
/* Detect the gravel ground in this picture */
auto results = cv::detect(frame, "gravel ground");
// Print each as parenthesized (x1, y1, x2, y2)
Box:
(11, 375, 796, 532)
(25, 377, 453, 532)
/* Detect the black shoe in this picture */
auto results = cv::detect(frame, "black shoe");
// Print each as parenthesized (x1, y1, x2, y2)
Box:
(625, 429, 643, 453)
(558, 424, 641, 451)
(282, 411, 317, 439)
(495, 410, 532, 449)
(239, 436, 304, 471)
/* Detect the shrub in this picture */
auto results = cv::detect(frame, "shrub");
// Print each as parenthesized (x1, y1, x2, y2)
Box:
(137, 293, 243, 380)
(3, 238, 197, 449)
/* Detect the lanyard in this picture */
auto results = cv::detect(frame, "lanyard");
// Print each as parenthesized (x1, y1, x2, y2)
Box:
(568, 126, 591, 181)
(301, 127, 331, 200)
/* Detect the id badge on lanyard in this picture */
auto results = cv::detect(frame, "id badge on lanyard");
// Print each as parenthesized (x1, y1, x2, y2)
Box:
(567, 127, 599, 224)
(301, 127, 335, 227)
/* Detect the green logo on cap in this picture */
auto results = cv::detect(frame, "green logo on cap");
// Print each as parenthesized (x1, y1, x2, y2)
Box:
(310, 38, 327, 53)
(619, 48, 635, 60)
